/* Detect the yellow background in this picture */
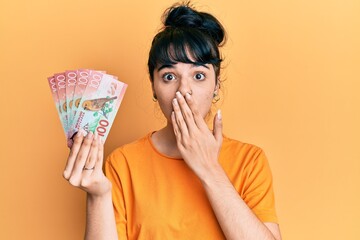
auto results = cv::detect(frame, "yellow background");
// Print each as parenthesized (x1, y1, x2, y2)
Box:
(1, 0, 359, 239)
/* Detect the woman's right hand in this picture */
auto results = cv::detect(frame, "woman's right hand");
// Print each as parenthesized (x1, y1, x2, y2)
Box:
(63, 131, 111, 197)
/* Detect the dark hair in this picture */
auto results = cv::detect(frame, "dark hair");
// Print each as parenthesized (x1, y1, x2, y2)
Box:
(147, 2, 226, 82)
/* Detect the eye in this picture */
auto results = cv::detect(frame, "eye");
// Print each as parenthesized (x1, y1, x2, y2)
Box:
(162, 73, 176, 81)
(194, 72, 205, 81)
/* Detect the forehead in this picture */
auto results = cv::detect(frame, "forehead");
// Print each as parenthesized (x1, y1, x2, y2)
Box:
(152, 35, 216, 66)
(156, 62, 212, 72)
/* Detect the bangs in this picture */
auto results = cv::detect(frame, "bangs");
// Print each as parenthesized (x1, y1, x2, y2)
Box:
(148, 28, 221, 78)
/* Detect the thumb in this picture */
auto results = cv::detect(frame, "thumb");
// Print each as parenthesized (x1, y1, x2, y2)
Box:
(213, 109, 223, 144)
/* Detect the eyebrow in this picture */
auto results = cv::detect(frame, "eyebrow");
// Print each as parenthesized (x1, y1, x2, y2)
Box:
(157, 63, 210, 72)
(157, 64, 174, 72)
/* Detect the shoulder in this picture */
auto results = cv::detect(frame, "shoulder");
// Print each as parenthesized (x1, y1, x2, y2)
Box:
(221, 135, 265, 159)
(220, 135, 271, 173)
(106, 133, 152, 166)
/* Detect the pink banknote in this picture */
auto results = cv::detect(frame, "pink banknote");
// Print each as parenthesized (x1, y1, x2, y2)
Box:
(47, 76, 67, 137)
(54, 72, 69, 135)
(65, 70, 77, 129)
(71, 70, 127, 146)
(47, 69, 127, 148)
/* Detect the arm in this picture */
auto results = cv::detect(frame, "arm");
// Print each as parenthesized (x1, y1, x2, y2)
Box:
(201, 165, 281, 240)
(63, 131, 118, 240)
(171, 92, 281, 240)
(85, 192, 118, 240)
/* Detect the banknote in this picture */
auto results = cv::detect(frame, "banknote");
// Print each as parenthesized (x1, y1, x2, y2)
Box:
(47, 69, 127, 148)
(70, 69, 90, 132)
(69, 69, 108, 133)
(54, 72, 69, 135)
(71, 70, 127, 145)
(47, 76, 67, 137)
(65, 70, 77, 129)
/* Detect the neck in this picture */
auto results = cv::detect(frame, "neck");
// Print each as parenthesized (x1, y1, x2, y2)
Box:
(151, 122, 182, 158)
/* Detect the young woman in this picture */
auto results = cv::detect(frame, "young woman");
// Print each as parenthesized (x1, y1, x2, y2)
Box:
(63, 3, 282, 240)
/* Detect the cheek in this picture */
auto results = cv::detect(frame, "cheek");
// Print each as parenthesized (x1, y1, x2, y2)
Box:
(201, 89, 214, 103)
(158, 95, 171, 109)
(194, 91, 214, 116)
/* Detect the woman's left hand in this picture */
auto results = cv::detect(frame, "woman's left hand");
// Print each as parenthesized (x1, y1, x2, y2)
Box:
(171, 91, 223, 179)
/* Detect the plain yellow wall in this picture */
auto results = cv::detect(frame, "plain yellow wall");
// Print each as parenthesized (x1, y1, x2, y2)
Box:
(1, 0, 359, 239)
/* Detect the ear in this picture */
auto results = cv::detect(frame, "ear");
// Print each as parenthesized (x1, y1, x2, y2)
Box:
(151, 82, 157, 99)
(214, 77, 220, 92)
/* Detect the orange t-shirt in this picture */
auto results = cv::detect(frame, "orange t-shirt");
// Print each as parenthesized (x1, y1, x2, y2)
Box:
(105, 132, 278, 239)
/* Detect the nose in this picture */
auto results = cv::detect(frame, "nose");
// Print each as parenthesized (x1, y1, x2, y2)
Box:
(177, 77, 192, 97)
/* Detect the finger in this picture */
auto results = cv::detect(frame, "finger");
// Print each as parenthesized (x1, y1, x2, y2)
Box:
(68, 132, 94, 185)
(67, 138, 74, 149)
(184, 91, 208, 131)
(172, 97, 189, 137)
(175, 91, 197, 133)
(94, 135, 105, 175)
(63, 131, 84, 180)
(171, 111, 182, 142)
(82, 133, 99, 177)
(213, 109, 223, 145)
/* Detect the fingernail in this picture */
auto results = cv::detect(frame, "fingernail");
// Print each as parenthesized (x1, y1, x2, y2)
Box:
(75, 131, 81, 138)
(87, 131, 93, 139)
(173, 98, 178, 106)
(176, 91, 182, 98)
(94, 132, 99, 141)
(79, 129, 86, 137)
(217, 109, 222, 120)
(185, 92, 191, 99)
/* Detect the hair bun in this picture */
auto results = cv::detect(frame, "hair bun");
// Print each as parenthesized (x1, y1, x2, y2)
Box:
(163, 4, 226, 46)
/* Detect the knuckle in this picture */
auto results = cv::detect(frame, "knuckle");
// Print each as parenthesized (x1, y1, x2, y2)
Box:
(184, 110, 193, 119)
(173, 105, 180, 112)
(187, 96, 193, 103)
(80, 178, 90, 188)
(82, 178, 99, 188)
(174, 130, 181, 138)
(91, 139, 98, 148)
(73, 134, 83, 144)
(83, 137, 92, 146)
(182, 140, 190, 148)
(68, 177, 79, 187)
(77, 152, 86, 161)
(179, 98, 186, 105)
(63, 170, 70, 180)
(185, 100, 192, 107)
(176, 118, 184, 126)
(192, 108, 200, 116)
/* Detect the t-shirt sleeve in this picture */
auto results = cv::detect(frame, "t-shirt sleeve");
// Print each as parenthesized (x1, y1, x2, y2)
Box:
(104, 150, 128, 239)
(242, 148, 278, 223)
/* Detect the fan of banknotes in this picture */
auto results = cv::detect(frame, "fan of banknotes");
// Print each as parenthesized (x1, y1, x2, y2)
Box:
(47, 69, 127, 148)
